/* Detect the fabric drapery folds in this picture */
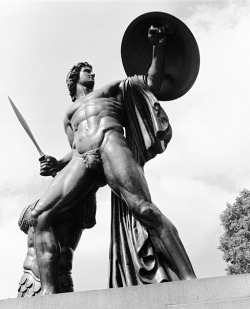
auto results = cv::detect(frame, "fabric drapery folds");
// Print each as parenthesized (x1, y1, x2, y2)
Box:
(109, 75, 178, 287)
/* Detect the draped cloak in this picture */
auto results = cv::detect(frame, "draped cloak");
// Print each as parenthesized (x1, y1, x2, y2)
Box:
(109, 75, 179, 287)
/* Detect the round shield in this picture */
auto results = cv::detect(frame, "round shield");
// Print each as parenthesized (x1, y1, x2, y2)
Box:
(121, 12, 200, 101)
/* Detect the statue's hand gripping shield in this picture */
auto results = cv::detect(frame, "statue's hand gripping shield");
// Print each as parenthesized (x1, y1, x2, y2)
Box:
(121, 12, 200, 101)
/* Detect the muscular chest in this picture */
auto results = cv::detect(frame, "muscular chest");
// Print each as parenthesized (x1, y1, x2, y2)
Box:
(66, 95, 124, 131)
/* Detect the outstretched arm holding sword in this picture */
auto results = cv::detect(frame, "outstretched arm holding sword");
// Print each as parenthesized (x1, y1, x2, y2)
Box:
(8, 96, 71, 177)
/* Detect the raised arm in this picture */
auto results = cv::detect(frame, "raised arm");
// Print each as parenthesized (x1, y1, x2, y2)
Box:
(147, 25, 170, 95)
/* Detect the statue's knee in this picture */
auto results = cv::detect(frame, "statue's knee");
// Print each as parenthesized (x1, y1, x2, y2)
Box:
(29, 205, 49, 229)
(137, 202, 161, 226)
(135, 201, 179, 235)
(29, 209, 39, 227)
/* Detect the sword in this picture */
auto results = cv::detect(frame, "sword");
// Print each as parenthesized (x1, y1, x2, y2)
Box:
(8, 96, 57, 176)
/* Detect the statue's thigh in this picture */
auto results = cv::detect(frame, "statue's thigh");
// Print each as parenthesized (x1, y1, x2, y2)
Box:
(37, 157, 94, 217)
(103, 145, 151, 202)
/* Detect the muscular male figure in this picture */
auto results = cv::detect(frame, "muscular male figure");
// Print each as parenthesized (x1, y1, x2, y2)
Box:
(30, 25, 196, 295)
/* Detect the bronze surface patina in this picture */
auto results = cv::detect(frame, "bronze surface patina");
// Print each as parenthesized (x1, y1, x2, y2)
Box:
(16, 12, 199, 296)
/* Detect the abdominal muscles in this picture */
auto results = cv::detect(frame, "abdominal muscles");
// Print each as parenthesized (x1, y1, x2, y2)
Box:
(72, 98, 124, 154)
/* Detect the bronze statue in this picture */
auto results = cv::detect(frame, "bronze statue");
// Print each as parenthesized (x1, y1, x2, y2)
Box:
(26, 20, 197, 295)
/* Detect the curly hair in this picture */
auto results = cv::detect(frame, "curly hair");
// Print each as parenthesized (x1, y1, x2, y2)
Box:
(66, 62, 93, 102)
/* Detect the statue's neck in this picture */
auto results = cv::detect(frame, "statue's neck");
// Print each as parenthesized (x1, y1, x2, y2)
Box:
(75, 83, 92, 99)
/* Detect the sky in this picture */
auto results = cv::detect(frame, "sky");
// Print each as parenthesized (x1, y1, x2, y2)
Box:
(0, 0, 250, 300)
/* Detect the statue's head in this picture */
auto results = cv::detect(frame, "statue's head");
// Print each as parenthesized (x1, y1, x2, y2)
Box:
(66, 62, 93, 102)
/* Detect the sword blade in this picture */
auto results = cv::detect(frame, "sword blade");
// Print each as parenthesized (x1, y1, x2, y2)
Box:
(8, 96, 45, 157)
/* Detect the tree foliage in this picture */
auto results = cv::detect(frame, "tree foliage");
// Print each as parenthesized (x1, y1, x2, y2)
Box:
(219, 189, 250, 274)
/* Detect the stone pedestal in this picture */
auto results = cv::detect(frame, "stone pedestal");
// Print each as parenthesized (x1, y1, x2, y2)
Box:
(1, 274, 250, 308)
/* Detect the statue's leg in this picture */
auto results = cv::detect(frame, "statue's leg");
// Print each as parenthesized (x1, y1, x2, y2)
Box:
(18, 225, 41, 297)
(101, 138, 196, 280)
(55, 219, 83, 293)
(29, 157, 95, 294)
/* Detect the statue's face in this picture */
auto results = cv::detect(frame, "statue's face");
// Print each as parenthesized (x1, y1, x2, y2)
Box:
(78, 66, 95, 89)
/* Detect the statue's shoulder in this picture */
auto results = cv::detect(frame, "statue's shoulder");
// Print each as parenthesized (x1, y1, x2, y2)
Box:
(102, 79, 122, 90)
(100, 79, 123, 97)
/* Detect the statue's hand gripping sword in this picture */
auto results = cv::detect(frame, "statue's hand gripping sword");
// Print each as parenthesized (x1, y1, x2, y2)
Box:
(8, 96, 57, 177)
